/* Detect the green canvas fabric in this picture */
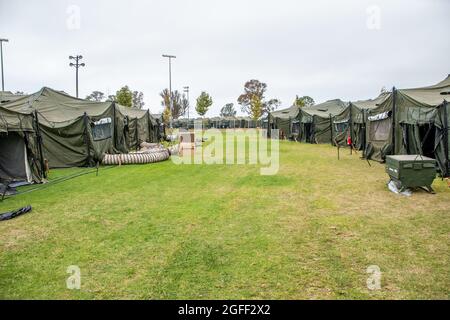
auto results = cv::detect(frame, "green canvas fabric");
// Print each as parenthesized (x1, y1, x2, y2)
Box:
(39, 115, 93, 168)
(0, 105, 35, 132)
(1, 88, 120, 168)
(364, 93, 394, 161)
(332, 105, 351, 147)
(351, 92, 391, 123)
(116, 105, 153, 149)
(151, 114, 165, 140)
(0, 91, 26, 104)
(333, 93, 391, 148)
(299, 99, 348, 144)
(1, 88, 160, 168)
(365, 76, 450, 163)
(112, 107, 129, 153)
(395, 76, 449, 157)
(0, 106, 45, 183)
(434, 102, 449, 177)
(3, 88, 114, 127)
(394, 76, 450, 175)
(268, 105, 300, 139)
(153, 114, 164, 141)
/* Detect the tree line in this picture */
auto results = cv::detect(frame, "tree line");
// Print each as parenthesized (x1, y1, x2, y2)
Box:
(84, 80, 316, 123)
(85, 86, 145, 109)
(160, 79, 315, 124)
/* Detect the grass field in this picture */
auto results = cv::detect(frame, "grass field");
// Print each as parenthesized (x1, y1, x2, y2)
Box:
(0, 133, 449, 299)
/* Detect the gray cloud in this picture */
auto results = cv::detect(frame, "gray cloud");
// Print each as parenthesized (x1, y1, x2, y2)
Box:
(1, 0, 449, 116)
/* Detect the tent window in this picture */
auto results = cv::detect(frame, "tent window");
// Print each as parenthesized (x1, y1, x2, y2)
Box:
(92, 117, 112, 141)
(369, 118, 391, 141)
(292, 122, 300, 134)
(334, 122, 348, 133)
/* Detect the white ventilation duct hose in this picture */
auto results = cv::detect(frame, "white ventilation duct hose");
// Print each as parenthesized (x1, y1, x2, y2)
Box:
(102, 148, 170, 165)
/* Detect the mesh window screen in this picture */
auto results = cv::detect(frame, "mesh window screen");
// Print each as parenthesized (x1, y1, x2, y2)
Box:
(369, 118, 391, 141)
(334, 122, 348, 133)
(92, 118, 112, 141)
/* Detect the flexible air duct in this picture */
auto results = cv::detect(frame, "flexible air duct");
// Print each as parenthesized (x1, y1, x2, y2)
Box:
(102, 148, 170, 165)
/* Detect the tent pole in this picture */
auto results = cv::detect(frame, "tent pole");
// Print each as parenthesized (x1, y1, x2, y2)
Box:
(443, 101, 449, 177)
(135, 119, 139, 150)
(112, 102, 117, 150)
(83, 112, 92, 166)
(362, 109, 366, 158)
(329, 114, 333, 146)
(34, 110, 47, 179)
(349, 104, 353, 155)
(391, 87, 397, 155)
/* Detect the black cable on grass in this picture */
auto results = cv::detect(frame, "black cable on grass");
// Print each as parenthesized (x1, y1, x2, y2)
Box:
(2, 165, 117, 200)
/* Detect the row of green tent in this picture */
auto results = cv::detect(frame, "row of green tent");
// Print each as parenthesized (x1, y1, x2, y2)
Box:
(0, 87, 163, 184)
(172, 116, 262, 129)
(267, 75, 450, 177)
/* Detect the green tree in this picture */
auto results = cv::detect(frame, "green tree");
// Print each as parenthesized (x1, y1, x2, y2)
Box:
(86, 91, 105, 102)
(196, 91, 213, 117)
(249, 96, 263, 120)
(116, 86, 133, 107)
(162, 106, 172, 125)
(238, 79, 281, 117)
(132, 91, 145, 109)
(160, 89, 187, 119)
(294, 95, 315, 108)
(181, 94, 189, 116)
(220, 103, 237, 117)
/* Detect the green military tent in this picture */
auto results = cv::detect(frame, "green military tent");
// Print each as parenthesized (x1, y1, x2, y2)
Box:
(365, 75, 450, 175)
(151, 113, 165, 140)
(1, 87, 158, 169)
(1, 91, 26, 104)
(261, 115, 269, 130)
(209, 117, 221, 129)
(117, 105, 157, 150)
(299, 99, 348, 144)
(434, 101, 450, 177)
(268, 105, 300, 140)
(0, 105, 46, 183)
(1, 87, 118, 168)
(332, 92, 391, 150)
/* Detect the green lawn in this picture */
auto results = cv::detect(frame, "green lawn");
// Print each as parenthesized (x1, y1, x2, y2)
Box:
(0, 135, 449, 299)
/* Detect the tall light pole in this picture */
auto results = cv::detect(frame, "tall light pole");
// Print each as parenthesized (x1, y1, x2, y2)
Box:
(0, 38, 9, 92)
(183, 86, 190, 129)
(69, 55, 85, 98)
(162, 54, 176, 128)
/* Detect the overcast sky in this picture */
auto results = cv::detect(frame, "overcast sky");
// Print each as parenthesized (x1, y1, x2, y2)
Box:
(1, 0, 449, 116)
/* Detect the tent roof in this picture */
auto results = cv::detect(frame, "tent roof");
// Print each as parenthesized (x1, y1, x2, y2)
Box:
(0, 91, 26, 104)
(351, 92, 391, 110)
(1, 87, 113, 126)
(0, 105, 35, 132)
(301, 99, 348, 118)
(397, 75, 450, 107)
(270, 105, 300, 119)
(116, 104, 149, 119)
